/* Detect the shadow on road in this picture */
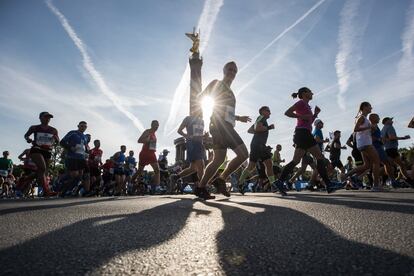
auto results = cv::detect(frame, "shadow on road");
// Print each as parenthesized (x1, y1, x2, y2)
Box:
(0, 197, 119, 216)
(202, 200, 414, 275)
(0, 198, 195, 275)
(281, 193, 414, 215)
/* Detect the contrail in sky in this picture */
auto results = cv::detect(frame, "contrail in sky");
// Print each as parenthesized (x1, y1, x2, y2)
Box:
(335, 0, 366, 110)
(46, 0, 145, 132)
(164, 0, 224, 136)
(398, 0, 414, 78)
(238, 0, 326, 74)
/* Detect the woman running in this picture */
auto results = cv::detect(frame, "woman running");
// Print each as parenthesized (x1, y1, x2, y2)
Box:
(273, 87, 335, 194)
(23, 112, 59, 196)
(344, 102, 382, 191)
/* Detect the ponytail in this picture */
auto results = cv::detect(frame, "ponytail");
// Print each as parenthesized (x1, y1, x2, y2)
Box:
(291, 92, 299, 99)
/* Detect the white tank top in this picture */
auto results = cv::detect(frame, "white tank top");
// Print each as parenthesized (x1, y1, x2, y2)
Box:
(355, 115, 372, 149)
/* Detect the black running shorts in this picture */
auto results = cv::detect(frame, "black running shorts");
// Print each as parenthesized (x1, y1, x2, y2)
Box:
(385, 148, 399, 159)
(249, 144, 272, 163)
(210, 122, 244, 150)
(30, 147, 52, 160)
(293, 128, 317, 150)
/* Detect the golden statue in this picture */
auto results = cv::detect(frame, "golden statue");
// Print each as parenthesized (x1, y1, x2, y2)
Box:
(185, 27, 200, 54)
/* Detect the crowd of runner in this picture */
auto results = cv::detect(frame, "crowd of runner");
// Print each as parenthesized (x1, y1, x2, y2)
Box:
(1, 62, 414, 199)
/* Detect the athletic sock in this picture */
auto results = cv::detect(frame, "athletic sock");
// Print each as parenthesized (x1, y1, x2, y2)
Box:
(239, 170, 250, 184)
(279, 161, 296, 182)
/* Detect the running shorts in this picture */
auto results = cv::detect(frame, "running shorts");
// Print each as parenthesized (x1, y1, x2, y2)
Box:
(249, 144, 272, 163)
(375, 146, 388, 162)
(114, 167, 125, 175)
(65, 158, 87, 171)
(330, 159, 344, 169)
(351, 149, 363, 165)
(209, 122, 244, 150)
(293, 128, 317, 150)
(186, 140, 206, 162)
(385, 148, 399, 159)
(139, 150, 157, 167)
(30, 147, 52, 160)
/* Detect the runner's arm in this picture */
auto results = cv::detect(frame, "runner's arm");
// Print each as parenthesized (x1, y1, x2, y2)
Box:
(354, 117, 370, 132)
(138, 129, 151, 144)
(177, 119, 188, 139)
(24, 126, 34, 143)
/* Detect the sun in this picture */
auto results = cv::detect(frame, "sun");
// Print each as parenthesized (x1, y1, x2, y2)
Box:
(201, 96, 215, 125)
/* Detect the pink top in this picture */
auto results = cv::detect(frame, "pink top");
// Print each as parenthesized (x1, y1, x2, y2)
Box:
(295, 100, 313, 131)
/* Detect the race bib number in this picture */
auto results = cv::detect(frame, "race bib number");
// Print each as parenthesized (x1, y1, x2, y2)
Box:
(94, 155, 101, 162)
(129, 163, 135, 170)
(192, 123, 204, 137)
(224, 105, 235, 126)
(75, 144, 85, 154)
(0, 170, 8, 177)
(109, 168, 114, 174)
(149, 140, 157, 151)
(36, 132, 54, 147)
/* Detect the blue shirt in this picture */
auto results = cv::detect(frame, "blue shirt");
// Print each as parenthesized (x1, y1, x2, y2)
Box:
(312, 128, 324, 151)
(372, 126, 383, 148)
(125, 156, 136, 170)
(61, 130, 87, 159)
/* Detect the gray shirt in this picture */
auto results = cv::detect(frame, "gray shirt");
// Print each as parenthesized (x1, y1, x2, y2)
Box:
(381, 125, 398, 149)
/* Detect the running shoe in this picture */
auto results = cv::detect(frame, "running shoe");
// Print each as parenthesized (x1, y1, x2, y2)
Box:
(198, 188, 216, 200)
(325, 182, 336, 194)
(212, 177, 230, 197)
(194, 186, 201, 197)
(272, 180, 287, 196)
(238, 182, 246, 195)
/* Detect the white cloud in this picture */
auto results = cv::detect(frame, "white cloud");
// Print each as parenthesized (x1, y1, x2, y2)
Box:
(46, 0, 145, 132)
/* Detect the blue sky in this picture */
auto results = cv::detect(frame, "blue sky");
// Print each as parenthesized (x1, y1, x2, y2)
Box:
(0, 0, 413, 165)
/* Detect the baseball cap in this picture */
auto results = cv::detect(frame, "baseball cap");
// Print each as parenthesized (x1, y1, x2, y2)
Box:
(314, 119, 323, 126)
(382, 117, 393, 124)
(39, 111, 54, 119)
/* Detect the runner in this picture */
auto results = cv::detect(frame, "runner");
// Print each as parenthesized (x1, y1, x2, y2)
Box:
(381, 117, 413, 186)
(328, 130, 347, 175)
(273, 87, 336, 194)
(125, 150, 137, 193)
(23, 112, 59, 196)
(238, 106, 276, 195)
(272, 144, 285, 178)
(0, 151, 13, 197)
(312, 119, 329, 153)
(89, 139, 103, 194)
(15, 149, 38, 196)
(112, 145, 127, 196)
(158, 149, 170, 189)
(368, 114, 398, 187)
(173, 108, 213, 199)
(59, 121, 89, 196)
(343, 102, 382, 191)
(197, 61, 251, 197)
(132, 120, 161, 194)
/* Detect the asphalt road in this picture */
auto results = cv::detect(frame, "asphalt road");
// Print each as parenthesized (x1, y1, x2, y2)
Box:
(0, 190, 413, 275)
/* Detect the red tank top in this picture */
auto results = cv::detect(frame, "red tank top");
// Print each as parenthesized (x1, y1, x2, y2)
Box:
(142, 132, 157, 152)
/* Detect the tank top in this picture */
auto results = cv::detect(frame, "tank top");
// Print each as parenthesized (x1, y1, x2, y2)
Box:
(143, 131, 157, 152)
(355, 115, 372, 149)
